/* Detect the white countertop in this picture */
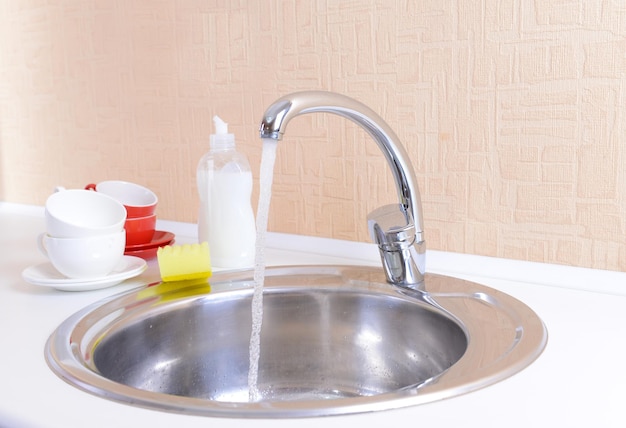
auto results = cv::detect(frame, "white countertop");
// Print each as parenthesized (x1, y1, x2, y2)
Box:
(1, 201, 626, 428)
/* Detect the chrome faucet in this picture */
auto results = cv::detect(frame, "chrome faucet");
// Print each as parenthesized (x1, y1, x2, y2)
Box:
(259, 91, 425, 288)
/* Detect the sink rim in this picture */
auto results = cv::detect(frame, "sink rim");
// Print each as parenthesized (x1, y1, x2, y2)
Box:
(45, 265, 547, 418)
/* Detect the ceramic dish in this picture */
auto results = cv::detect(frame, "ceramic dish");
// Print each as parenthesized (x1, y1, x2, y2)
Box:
(124, 230, 174, 259)
(125, 230, 174, 251)
(125, 240, 174, 259)
(22, 255, 147, 291)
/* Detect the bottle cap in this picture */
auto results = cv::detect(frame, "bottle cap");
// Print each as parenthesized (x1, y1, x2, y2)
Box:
(210, 115, 235, 150)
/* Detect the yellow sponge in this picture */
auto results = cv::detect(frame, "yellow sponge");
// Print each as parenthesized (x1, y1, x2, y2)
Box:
(157, 242, 212, 282)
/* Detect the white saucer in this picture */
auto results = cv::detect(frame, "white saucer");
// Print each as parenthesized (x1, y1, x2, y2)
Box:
(22, 255, 147, 291)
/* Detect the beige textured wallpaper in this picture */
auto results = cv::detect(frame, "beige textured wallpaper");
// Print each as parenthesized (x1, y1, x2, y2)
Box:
(1, 1, 625, 272)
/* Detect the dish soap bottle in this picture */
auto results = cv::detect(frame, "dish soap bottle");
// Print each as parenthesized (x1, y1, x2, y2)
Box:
(197, 115, 256, 268)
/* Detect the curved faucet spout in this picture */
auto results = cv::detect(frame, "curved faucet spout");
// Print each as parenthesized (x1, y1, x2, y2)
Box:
(259, 91, 425, 288)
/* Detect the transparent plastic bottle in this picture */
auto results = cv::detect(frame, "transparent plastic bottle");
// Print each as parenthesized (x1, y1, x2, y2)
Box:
(197, 116, 256, 268)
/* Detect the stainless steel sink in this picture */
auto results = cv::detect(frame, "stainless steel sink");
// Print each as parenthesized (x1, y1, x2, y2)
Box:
(45, 265, 547, 418)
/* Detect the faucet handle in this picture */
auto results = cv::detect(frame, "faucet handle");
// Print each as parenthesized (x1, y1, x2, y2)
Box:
(367, 204, 414, 248)
(367, 204, 425, 288)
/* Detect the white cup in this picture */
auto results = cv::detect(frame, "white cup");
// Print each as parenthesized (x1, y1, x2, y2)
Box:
(45, 189, 127, 238)
(37, 231, 126, 279)
(85, 180, 158, 218)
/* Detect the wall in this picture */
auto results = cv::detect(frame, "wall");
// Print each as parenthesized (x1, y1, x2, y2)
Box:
(1, 1, 625, 272)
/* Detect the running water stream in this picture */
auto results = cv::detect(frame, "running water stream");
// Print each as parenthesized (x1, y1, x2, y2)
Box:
(247, 138, 279, 402)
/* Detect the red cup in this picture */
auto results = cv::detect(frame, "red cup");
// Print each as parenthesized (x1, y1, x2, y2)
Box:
(85, 181, 158, 218)
(124, 214, 157, 246)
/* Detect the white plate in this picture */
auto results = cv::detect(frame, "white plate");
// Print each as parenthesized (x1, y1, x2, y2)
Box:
(22, 255, 147, 291)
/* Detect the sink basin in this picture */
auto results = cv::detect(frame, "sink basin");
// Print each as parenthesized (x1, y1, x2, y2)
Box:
(45, 265, 547, 418)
